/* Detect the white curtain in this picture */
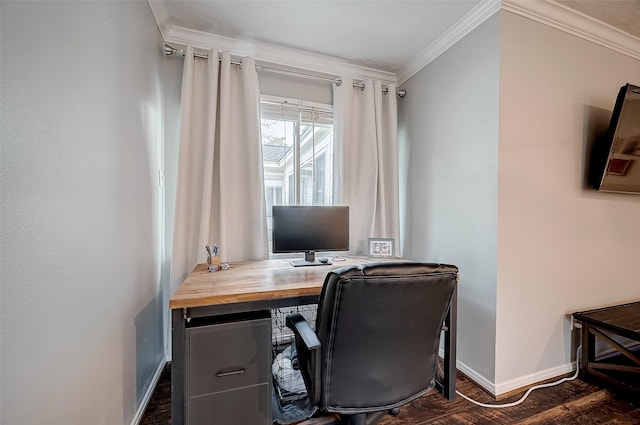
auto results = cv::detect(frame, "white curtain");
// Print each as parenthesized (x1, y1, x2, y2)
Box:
(333, 78, 400, 256)
(170, 45, 268, 290)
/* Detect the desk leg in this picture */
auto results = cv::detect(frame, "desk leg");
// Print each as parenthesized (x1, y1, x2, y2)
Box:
(172, 308, 186, 425)
(443, 285, 457, 400)
(580, 323, 594, 379)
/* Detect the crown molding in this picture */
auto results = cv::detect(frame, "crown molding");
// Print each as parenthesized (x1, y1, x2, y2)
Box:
(397, 0, 640, 85)
(396, 0, 502, 86)
(502, 0, 640, 62)
(162, 25, 397, 83)
(148, 0, 640, 88)
(147, 0, 171, 40)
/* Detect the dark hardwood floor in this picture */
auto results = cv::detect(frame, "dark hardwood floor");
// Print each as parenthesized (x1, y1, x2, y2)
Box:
(141, 365, 171, 425)
(141, 365, 639, 425)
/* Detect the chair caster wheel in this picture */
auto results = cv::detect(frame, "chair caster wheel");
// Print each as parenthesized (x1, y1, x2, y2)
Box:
(390, 407, 400, 416)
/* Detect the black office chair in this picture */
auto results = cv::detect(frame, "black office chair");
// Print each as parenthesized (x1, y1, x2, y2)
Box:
(286, 262, 458, 425)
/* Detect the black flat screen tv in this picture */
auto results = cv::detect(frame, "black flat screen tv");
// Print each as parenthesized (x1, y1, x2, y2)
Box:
(589, 83, 640, 194)
(272, 205, 349, 267)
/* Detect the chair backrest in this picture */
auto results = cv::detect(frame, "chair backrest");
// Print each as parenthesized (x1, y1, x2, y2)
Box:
(313, 262, 458, 413)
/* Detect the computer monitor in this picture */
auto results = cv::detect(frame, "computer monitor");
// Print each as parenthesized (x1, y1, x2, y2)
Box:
(272, 205, 349, 267)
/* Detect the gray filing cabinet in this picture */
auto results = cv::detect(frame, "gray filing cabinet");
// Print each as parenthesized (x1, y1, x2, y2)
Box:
(186, 311, 272, 425)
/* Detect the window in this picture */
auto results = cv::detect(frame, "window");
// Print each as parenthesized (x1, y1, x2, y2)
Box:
(260, 96, 334, 209)
(260, 96, 334, 249)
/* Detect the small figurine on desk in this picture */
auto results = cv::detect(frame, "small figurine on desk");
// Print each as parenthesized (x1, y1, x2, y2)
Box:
(205, 244, 229, 272)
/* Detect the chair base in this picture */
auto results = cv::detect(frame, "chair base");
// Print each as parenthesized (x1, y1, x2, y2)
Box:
(341, 410, 389, 425)
(295, 414, 341, 425)
(294, 409, 395, 425)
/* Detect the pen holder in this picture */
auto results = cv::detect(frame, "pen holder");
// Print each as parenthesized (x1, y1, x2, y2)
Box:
(207, 255, 221, 272)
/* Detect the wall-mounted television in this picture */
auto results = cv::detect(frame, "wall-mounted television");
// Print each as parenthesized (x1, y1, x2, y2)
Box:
(272, 205, 349, 267)
(589, 83, 640, 194)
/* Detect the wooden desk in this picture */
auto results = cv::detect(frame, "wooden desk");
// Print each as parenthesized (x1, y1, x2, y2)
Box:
(170, 258, 457, 425)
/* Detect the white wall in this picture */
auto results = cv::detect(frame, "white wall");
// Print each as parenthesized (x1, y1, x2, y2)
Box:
(495, 11, 640, 390)
(161, 55, 184, 358)
(1, 2, 168, 423)
(398, 14, 500, 385)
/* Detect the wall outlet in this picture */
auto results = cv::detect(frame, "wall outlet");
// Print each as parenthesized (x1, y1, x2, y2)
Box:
(568, 314, 582, 331)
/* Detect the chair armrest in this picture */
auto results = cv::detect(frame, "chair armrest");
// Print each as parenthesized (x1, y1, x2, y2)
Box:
(286, 312, 322, 406)
(286, 313, 321, 351)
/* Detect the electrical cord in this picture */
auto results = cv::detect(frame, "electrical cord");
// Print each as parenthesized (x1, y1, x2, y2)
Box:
(454, 346, 582, 409)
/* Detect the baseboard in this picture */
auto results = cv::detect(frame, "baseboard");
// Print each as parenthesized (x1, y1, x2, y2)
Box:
(131, 356, 170, 425)
(441, 348, 576, 397)
(454, 357, 497, 395)
(493, 361, 575, 396)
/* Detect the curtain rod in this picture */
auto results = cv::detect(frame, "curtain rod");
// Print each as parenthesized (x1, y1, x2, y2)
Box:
(164, 45, 406, 98)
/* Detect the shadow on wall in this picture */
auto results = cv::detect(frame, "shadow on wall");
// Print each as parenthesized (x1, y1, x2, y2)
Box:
(133, 293, 165, 409)
(581, 105, 611, 191)
(457, 281, 496, 382)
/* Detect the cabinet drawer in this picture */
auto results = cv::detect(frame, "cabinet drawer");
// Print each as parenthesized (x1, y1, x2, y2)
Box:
(187, 317, 271, 396)
(188, 383, 271, 425)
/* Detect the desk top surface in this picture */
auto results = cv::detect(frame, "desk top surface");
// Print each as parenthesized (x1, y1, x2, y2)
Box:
(170, 257, 396, 309)
(573, 301, 640, 338)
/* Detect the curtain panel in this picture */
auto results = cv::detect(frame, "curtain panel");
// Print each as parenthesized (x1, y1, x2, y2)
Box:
(333, 78, 400, 256)
(170, 45, 268, 291)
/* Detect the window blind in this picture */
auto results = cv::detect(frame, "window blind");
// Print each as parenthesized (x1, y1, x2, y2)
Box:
(260, 99, 333, 125)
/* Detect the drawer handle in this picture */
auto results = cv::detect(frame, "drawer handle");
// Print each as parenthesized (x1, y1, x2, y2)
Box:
(216, 367, 246, 377)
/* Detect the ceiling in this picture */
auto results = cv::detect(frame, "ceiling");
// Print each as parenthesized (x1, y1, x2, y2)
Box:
(150, 0, 640, 77)
(556, 0, 640, 38)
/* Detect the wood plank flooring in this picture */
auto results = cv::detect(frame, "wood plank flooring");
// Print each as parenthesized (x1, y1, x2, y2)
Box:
(140, 365, 639, 425)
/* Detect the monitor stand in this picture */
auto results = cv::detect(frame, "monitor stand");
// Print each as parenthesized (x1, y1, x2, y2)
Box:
(290, 251, 332, 267)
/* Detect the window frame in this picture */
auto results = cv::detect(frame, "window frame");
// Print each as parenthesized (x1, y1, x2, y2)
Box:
(260, 95, 335, 257)
(260, 95, 334, 207)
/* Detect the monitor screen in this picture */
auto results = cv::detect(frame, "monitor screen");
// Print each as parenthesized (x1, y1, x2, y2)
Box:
(272, 205, 349, 265)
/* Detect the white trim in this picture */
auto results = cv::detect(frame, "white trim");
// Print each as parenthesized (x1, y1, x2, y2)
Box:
(163, 25, 397, 84)
(455, 357, 498, 395)
(441, 348, 577, 396)
(438, 345, 498, 394)
(150, 0, 640, 88)
(397, 0, 501, 85)
(502, 0, 640, 62)
(453, 356, 576, 397)
(147, 0, 171, 40)
(494, 361, 576, 396)
(131, 357, 169, 425)
(149, 0, 640, 88)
